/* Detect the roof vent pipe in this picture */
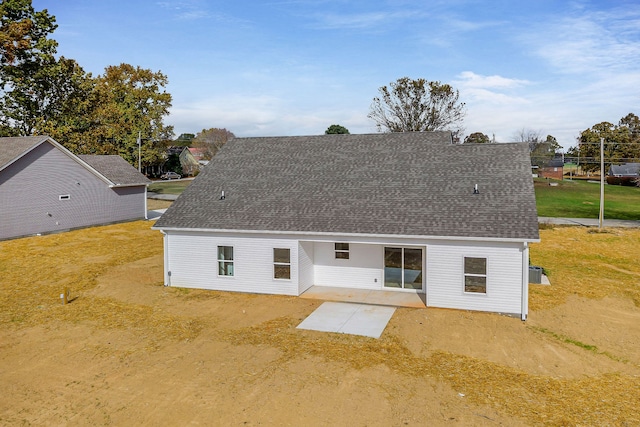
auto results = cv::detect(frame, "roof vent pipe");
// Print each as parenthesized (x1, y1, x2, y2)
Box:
(473, 184, 479, 194)
(220, 190, 225, 200)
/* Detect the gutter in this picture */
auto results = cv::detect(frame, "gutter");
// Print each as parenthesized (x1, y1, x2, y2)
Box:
(150, 225, 540, 244)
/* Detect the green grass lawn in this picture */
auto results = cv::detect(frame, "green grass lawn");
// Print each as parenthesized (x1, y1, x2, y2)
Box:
(535, 178, 640, 220)
(148, 179, 192, 195)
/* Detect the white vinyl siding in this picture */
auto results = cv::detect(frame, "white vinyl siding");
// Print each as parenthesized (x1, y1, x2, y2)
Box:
(314, 242, 382, 289)
(298, 241, 314, 294)
(426, 240, 523, 315)
(161, 230, 527, 317)
(165, 232, 299, 295)
(0, 141, 146, 240)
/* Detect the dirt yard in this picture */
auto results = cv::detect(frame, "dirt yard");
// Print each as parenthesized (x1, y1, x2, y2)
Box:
(1, 222, 639, 426)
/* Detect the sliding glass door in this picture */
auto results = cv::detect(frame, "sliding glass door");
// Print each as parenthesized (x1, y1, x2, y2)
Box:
(384, 247, 423, 290)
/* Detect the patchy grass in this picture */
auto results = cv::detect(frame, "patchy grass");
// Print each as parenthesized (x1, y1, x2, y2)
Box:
(529, 227, 640, 309)
(2, 221, 640, 426)
(535, 178, 640, 220)
(148, 180, 191, 195)
(146, 198, 173, 210)
(0, 221, 200, 341)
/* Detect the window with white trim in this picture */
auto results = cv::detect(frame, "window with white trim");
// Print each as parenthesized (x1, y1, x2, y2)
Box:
(217, 246, 234, 276)
(59, 194, 70, 200)
(464, 257, 486, 294)
(273, 248, 290, 279)
(335, 242, 349, 259)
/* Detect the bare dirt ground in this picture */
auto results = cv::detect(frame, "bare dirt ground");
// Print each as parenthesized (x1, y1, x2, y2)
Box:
(1, 222, 639, 426)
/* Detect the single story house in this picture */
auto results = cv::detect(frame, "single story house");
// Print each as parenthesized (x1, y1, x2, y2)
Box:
(153, 132, 540, 320)
(0, 136, 151, 240)
(538, 158, 564, 180)
(607, 163, 640, 186)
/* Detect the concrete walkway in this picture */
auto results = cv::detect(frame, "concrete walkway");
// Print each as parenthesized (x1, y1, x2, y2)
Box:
(538, 217, 640, 227)
(147, 192, 178, 201)
(147, 209, 166, 220)
(297, 302, 396, 339)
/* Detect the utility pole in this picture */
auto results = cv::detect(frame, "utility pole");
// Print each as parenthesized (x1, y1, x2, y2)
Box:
(137, 131, 141, 173)
(599, 137, 604, 229)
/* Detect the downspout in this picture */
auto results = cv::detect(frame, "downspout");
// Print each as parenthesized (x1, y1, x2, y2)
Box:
(144, 186, 148, 220)
(521, 242, 529, 321)
(161, 230, 170, 286)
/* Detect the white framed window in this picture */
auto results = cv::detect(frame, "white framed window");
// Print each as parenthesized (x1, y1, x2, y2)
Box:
(464, 257, 486, 294)
(273, 248, 290, 280)
(59, 194, 70, 200)
(217, 246, 234, 276)
(335, 242, 349, 259)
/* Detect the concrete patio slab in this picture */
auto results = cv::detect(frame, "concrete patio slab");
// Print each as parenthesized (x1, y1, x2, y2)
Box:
(297, 302, 396, 339)
(300, 286, 426, 308)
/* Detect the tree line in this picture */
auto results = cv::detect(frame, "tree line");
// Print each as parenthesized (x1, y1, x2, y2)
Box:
(0, 0, 173, 172)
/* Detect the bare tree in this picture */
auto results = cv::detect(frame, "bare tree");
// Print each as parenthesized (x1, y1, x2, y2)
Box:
(368, 77, 466, 141)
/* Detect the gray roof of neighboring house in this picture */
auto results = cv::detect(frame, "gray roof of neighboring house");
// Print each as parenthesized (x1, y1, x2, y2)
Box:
(0, 136, 49, 171)
(609, 163, 640, 176)
(78, 155, 151, 186)
(544, 158, 564, 168)
(155, 132, 539, 241)
(0, 136, 150, 187)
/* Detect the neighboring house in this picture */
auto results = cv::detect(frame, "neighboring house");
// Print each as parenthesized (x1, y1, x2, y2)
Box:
(153, 132, 539, 320)
(0, 136, 151, 241)
(538, 158, 564, 180)
(165, 146, 200, 176)
(179, 147, 199, 176)
(607, 163, 640, 186)
(188, 147, 209, 167)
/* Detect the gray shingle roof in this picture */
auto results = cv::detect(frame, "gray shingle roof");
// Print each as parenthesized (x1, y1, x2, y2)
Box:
(0, 136, 50, 170)
(609, 163, 640, 176)
(78, 155, 151, 186)
(0, 136, 149, 186)
(155, 132, 539, 241)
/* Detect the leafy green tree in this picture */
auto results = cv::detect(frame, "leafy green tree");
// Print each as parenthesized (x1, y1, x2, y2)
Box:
(86, 63, 174, 169)
(463, 132, 491, 144)
(325, 124, 349, 134)
(368, 77, 466, 140)
(36, 57, 98, 149)
(577, 114, 640, 173)
(0, 0, 60, 136)
(174, 133, 195, 146)
(193, 127, 235, 160)
(164, 153, 183, 176)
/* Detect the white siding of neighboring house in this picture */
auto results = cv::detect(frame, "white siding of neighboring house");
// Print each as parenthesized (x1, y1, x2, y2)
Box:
(313, 242, 383, 290)
(165, 232, 299, 295)
(425, 240, 525, 316)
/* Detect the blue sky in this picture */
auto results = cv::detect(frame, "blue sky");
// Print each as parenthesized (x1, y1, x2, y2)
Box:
(34, 0, 640, 148)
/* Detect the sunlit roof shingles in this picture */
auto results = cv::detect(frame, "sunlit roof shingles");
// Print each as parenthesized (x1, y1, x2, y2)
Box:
(155, 132, 539, 241)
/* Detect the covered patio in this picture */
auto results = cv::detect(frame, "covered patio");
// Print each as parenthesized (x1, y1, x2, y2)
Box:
(300, 286, 426, 309)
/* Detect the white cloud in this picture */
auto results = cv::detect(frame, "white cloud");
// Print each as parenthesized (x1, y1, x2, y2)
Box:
(456, 71, 530, 89)
(522, 7, 640, 76)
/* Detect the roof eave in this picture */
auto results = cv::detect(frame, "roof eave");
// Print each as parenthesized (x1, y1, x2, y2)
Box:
(151, 225, 540, 244)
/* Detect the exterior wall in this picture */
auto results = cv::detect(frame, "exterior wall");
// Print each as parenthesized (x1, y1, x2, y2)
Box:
(161, 230, 527, 317)
(0, 142, 146, 240)
(313, 242, 382, 289)
(179, 150, 200, 176)
(165, 231, 299, 295)
(426, 240, 525, 315)
(539, 166, 563, 180)
(298, 241, 314, 294)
